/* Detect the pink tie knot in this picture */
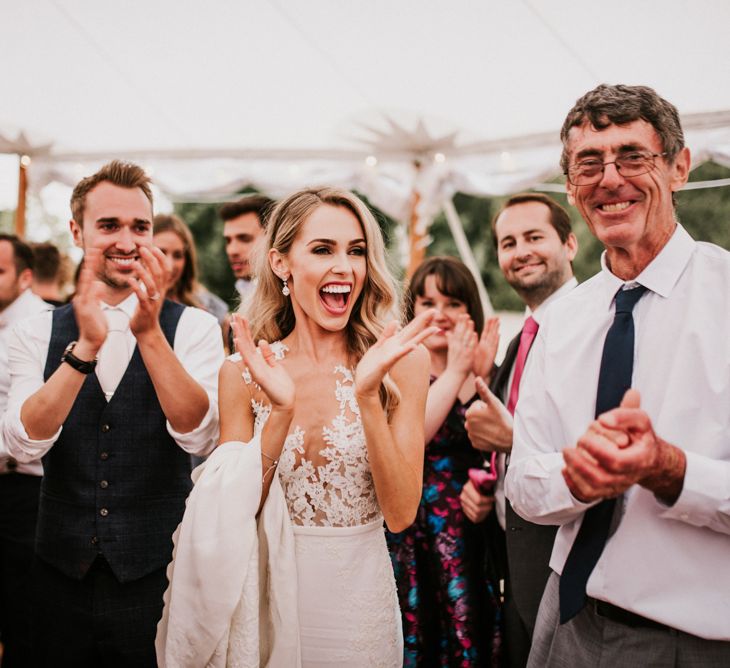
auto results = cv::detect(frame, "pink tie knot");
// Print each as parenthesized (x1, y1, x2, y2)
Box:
(523, 316, 539, 335)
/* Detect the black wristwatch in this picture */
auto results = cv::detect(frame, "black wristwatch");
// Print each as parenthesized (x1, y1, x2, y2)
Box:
(61, 341, 98, 374)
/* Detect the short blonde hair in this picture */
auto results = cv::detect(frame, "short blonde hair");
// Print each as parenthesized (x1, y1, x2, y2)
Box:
(70, 160, 153, 226)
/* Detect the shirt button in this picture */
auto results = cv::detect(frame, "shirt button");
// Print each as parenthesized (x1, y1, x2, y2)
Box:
(100, 480, 109, 489)
(100, 508, 109, 517)
(91, 536, 99, 545)
(100, 452, 109, 461)
(101, 424, 111, 433)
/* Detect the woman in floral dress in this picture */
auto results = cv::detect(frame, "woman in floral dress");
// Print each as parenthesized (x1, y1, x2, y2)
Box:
(387, 256, 503, 667)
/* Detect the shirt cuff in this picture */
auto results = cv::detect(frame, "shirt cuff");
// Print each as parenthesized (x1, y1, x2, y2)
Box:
(166, 401, 219, 457)
(2, 409, 62, 463)
(506, 453, 598, 525)
(658, 450, 730, 533)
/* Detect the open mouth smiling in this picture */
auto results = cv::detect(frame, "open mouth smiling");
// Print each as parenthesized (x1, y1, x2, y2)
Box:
(319, 283, 352, 315)
(597, 200, 635, 213)
(107, 254, 138, 270)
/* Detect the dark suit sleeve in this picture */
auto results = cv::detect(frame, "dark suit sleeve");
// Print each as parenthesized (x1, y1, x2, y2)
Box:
(490, 330, 522, 400)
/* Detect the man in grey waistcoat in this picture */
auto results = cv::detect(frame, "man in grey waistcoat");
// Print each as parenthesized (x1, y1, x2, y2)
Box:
(2, 161, 224, 666)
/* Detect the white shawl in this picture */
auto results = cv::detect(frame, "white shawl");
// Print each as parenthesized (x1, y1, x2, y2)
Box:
(156, 438, 301, 667)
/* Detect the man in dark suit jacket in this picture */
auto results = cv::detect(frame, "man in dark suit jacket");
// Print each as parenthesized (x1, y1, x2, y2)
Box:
(459, 193, 577, 667)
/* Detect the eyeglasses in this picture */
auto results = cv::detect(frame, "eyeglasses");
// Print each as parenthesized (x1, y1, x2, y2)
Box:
(565, 151, 667, 186)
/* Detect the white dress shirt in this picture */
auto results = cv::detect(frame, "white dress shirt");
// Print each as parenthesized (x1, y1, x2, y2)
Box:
(2, 293, 224, 462)
(505, 224, 730, 640)
(0, 289, 52, 476)
(494, 276, 577, 529)
(235, 278, 255, 300)
(235, 278, 257, 317)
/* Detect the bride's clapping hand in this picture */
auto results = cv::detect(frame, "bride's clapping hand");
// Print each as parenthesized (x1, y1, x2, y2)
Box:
(231, 314, 296, 411)
(355, 309, 438, 399)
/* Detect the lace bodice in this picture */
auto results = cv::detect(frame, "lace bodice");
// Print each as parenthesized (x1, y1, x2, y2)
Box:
(239, 342, 381, 527)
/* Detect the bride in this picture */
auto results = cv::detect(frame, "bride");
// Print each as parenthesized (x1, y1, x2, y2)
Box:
(157, 187, 436, 667)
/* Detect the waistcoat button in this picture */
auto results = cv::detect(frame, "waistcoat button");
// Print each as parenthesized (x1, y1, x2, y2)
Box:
(100, 480, 109, 489)
(100, 508, 109, 517)
(100, 452, 109, 461)
(101, 424, 111, 433)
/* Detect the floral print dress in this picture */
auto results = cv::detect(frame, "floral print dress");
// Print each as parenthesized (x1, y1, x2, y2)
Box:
(387, 387, 503, 667)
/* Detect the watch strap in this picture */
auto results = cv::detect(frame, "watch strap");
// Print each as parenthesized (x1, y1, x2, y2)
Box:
(61, 341, 98, 374)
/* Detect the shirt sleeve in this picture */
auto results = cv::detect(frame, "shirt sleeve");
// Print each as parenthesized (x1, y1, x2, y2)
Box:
(167, 307, 225, 456)
(1, 312, 62, 462)
(656, 450, 730, 535)
(505, 325, 597, 525)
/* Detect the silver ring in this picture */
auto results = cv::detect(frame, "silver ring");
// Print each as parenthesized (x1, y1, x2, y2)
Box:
(149, 292, 161, 301)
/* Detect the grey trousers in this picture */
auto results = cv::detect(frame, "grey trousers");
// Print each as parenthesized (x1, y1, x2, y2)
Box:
(528, 571, 730, 668)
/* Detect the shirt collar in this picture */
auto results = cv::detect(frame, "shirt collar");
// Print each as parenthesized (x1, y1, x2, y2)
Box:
(101, 292, 138, 320)
(527, 276, 578, 325)
(236, 278, 257, 298)
(598, 223, 695, 308)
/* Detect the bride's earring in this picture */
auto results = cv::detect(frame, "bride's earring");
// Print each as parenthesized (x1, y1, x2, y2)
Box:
(281, 278, 290, 297)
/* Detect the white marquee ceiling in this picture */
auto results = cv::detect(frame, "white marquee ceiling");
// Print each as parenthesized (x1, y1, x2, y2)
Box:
(3, 0, 730, 224)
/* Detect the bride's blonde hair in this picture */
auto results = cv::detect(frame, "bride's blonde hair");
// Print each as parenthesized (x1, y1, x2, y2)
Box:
(245, 187, 401, 416)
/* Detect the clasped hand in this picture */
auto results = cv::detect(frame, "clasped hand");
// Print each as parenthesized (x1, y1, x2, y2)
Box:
(562, 389, 685, 504)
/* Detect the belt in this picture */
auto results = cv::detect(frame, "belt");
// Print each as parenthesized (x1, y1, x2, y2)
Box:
(590, 598, 676, 633)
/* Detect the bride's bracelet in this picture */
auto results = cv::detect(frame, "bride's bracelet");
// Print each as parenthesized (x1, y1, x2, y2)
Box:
(261, 450, 279, 482)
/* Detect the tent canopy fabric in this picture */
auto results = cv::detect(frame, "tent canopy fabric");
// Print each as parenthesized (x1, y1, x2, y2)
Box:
(3, 0, 730, 223)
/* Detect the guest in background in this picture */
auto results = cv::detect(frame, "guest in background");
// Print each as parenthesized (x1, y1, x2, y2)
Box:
(0, 234, 51, 667)
(220, 194, 274, 305)
(387, 256, 502, 667)
(461, 193, 577, 668)
(153, 213, 228, 325)
(29, 241, 69, 307)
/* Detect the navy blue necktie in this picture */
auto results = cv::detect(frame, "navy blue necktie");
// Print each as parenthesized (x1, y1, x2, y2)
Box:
(559, 284, 648, 624)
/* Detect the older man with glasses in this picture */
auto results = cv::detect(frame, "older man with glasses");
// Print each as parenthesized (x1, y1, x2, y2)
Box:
(505, 84, 730, 666)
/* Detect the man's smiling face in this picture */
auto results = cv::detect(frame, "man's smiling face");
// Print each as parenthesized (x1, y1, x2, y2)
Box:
(495, 200, 576, 307)
(70, 181, 154, 292)
(565, 119, 689, 263)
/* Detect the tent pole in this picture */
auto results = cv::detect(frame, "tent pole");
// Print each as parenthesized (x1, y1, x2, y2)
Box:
(406, 160, 427, 278)
(406, 189, 427, 278)
(14, 155, 29, 239)
(442, 197, 494, 317)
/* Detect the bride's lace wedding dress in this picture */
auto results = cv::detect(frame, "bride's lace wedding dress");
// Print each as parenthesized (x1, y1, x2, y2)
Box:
(261, 344, 402, 666)
(157, 343, 403, 667)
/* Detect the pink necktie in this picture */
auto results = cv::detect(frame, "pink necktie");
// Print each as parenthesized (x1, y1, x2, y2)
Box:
(506, 316, 539, 415)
